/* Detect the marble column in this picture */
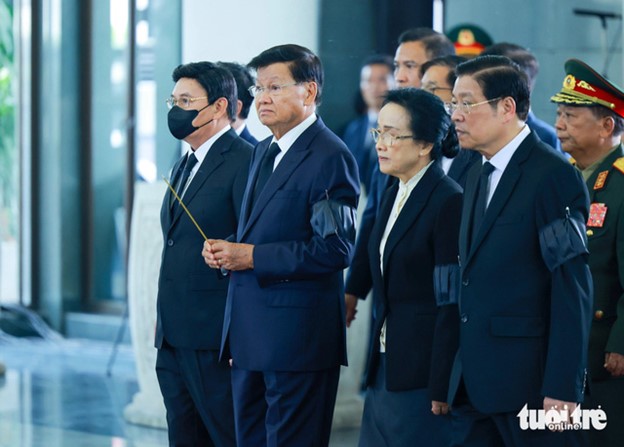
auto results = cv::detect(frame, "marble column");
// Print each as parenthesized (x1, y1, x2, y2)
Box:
(123, 181, 167, 428)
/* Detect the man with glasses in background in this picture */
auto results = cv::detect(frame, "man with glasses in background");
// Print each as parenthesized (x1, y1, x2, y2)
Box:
(155, 61, 251, 447)
(202, 44, 359, 446)
(448, 55, 592, 446)
(420, 54, 481, 188)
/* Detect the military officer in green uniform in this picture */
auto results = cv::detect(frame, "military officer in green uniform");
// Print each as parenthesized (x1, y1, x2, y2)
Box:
(552, 58, 624, 446)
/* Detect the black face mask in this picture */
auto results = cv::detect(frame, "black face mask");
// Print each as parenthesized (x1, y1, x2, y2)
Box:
(167, 105, 212, 140)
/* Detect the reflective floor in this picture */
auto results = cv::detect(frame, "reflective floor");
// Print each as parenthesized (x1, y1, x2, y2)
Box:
(0, 335, 358, 447)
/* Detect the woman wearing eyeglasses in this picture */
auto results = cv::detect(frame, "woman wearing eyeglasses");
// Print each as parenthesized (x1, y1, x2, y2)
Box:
(358, 88, 462, 447)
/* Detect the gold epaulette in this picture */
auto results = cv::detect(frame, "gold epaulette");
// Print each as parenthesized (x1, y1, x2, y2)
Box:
(614, 157, 624, 174)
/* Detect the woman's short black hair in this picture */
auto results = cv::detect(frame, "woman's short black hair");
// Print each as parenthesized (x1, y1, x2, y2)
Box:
(383, 88, 459, 160)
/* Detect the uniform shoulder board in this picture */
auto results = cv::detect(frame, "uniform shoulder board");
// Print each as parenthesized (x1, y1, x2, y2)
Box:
(614, 157, 624, 174)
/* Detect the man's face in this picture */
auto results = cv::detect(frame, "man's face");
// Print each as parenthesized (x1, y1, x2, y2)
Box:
(254, 62, 314, 139)
(451, 75, 502, 155)
(360, 64, 394, 112)
(555, 105, 605, 160)
(394, 41, 428, 88)
(421, 65, 454, 103)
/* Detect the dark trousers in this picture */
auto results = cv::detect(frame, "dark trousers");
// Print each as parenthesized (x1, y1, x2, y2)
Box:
(231, 364, 340, 447)
(156, 342, 236, 447)
(451, 381, 588, 447)
(585, 377, 624, 447)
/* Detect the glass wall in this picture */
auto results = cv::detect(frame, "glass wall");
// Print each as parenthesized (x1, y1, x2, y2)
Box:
(0, 0, 19, 305)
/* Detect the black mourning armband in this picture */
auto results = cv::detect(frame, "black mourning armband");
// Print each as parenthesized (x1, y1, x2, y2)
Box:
(539, 207, 589, 272)
(433, 264, 460, 306)
(310, 197, 357, 242)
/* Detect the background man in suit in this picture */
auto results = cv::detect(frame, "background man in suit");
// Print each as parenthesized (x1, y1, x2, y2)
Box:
(481, 42, 563, 153)
(219, 61, 259, 146)
(156, 61, 251, 447)
(345, 27, 455, 328)
(420, 54, 480, 188)
(448, 55, 593, 446)
(202, 44, 359, 446)
(551, 58, 624, 447)
(342, 54, 394, 193)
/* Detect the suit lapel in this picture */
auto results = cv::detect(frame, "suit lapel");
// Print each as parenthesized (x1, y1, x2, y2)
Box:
(240, 117, 324, 239)
(161, 156, 185, 231)
(169, 130, 234, 229)
(464, 132, 536, 265)
(382, 165, 444, 274)
(459, 160, 481, 263)
(369, 181, 395, 303)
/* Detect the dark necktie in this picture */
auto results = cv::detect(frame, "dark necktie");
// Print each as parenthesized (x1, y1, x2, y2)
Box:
(171, 153, 198, 218)
(251, 142, 281, 208)
(471, 161, 495, 247)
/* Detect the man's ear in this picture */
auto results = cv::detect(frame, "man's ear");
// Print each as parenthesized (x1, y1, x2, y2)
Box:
(236, 99, 243, 118)
(303, 82, 318, 106)
(601, 115, 616, 137)
(500, 96, 517, 122)
(212, 97, 229, 119)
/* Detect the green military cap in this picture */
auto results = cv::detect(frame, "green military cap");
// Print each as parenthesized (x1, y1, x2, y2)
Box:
(445, 24, 493, 58)
(551, 58, 624, 118)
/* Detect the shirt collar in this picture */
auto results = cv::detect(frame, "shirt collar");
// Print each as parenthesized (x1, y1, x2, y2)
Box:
(189, 124, 231, 165)
(271, 113, 317, 152)
(484, 124, 531, 172)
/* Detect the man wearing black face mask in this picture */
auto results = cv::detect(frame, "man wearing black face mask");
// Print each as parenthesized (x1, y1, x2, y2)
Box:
(155, 61, 251, 447)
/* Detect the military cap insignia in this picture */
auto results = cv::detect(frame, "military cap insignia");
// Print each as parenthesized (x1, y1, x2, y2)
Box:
(577, 80, 596, 92)
(614, 157, 624, 174)
(593, 170, 609, 190)
(563, 75, 576, 90)
(588, 203, 607, 228)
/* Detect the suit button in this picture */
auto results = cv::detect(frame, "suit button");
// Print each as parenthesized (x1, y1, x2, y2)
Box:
(167, 239, 174, 247)
(461, 314, 468, 323)
(594, 310, 604, 320)
(462, 279, 469, 286)
(587, 229, 594, 237)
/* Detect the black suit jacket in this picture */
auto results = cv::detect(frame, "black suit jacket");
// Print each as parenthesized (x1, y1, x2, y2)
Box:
(155, 129, 251, 350)
(365, 164, 462, 400)
(451, 131, 593, 413)
(447, 149, 481, 189)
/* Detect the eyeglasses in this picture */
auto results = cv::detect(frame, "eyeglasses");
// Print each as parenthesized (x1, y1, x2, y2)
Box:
(248, 82, 300, 98)
(370, 128, 414, 147)
(445, 97, 502, 115)
(423, 86, 453, 95)
(166, 96, 208, 109)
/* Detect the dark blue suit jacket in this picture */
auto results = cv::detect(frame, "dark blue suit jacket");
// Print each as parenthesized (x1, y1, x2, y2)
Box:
(221, 117, 360, 371)
(527, 110, 562, 153)
(342, 114, 376, 192)
(155, 129, 251, 350)
(450, 132, 593, 413)
(239, 125, 259, 146)
(366, 164, 462, 401)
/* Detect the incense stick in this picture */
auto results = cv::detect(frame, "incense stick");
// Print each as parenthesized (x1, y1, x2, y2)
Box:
(162, 176, 208, 241)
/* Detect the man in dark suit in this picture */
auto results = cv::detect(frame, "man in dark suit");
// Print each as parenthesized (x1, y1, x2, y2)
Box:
(448, 55, 593, 446)
(155, 61, 251, 447)
(552, 58, 624, 447)
(420, 54, 480, 188)
(219, 62, 259, 146)
(481, 42, 563, 153)
(342, 54, 394, 193)
(202, 45, 359, 446)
